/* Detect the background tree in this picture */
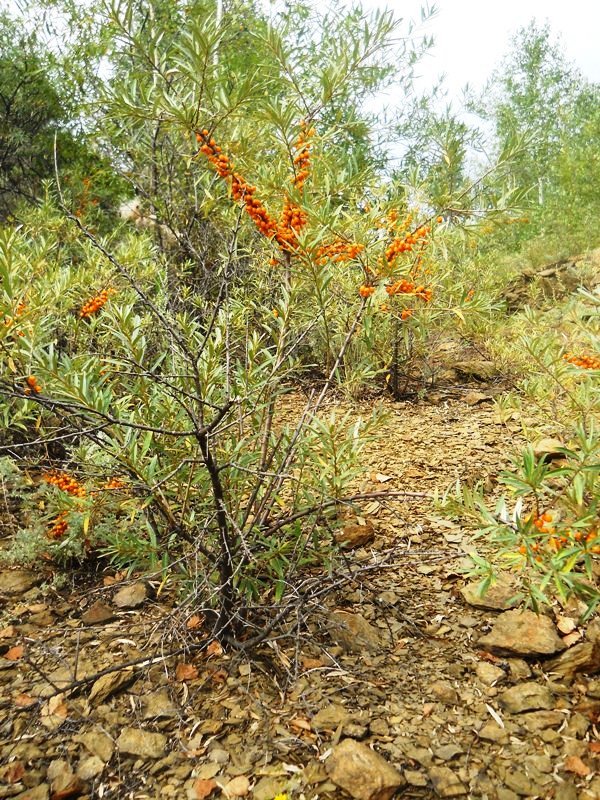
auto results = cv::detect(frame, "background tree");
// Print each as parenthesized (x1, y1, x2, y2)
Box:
(395, 95, 476, 214)
(480, 22, 581, 195)
(0, 14, 69, 218)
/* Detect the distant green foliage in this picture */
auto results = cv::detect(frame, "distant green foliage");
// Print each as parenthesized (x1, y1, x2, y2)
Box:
(0, 14, 67, 217)
(475, 21, 600, 254)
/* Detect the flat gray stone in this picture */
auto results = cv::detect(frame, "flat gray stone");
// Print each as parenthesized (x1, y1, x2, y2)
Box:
(13, 786, 49, 800)
(430, 680, 459, 705)
(116, 728, 166, 759)
(475, 662, 506, 686)
(311, 704, 350, 731)
(518, 710, 566, 732)
(81, 601, 116, 625)
(0, 569, 43, 595)
(478, 721, 508, 743)
(76, 728, 114, 762)
(479, 610, 565, 656)
(113, 582, 147, 609)
(326, 738, 405, 800)
(453, 359, 496, 380)
(461, 574, 519, 610)
(433, 744, 463, 761)
(328, 611, 383, 654)
(142, 690, 178, 720)
(499, 681, 554, 713)
(428, 766, 467, 797)
(546, 642, 600, 678)
(76, 755, 105, 780)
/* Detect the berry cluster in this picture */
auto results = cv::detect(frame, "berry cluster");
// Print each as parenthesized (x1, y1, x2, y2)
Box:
(315, 240, 364, 266)
(196, 125, 374, 266)
(274, 125, 317, 250)
(196, 129, 279, 240)
(196, 131, 231, 178)
(234, 179, 278, 240)
(378, 210, 413, 232)
(197, 125, 319, 253)
(291, 123, 314, 191)
(24, 375, 42, 395)
(385, 279, 432, 302)
(103, 477, 126, 491)
(564, 352, 600, 370)
(80, 288, 115, 319)
(4, 301, 27, 336)
(519, 512, 600, 556)
(385, 225, 429, 266)
(277, 198, 308, 251)
(415, 285, 433, 302)
(358, 285, 375, 298)
(385, 279, 414, 296)
(48, 512, 69, 539)
(44, 471, 86, 498)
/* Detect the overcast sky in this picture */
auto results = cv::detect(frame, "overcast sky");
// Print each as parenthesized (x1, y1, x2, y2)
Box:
(265, 0, 600, 103)
(385, 0, 600, 99)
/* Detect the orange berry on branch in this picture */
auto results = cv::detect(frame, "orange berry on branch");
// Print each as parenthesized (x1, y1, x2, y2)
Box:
(358, 285, 375, 298)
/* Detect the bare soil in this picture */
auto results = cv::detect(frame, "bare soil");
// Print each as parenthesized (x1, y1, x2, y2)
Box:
(1, 390, 599, 800)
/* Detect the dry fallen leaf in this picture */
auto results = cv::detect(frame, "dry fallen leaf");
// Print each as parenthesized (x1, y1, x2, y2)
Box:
(41, 695, 68, 730)
(301, 657, 325, 670)
(5, 644, 24, 661)
(223, 776, 250, 798)
(193, 778, 217, 799)
(476, 650, 503, 664)
(175, 662, 199, 682)
(14, 693, 36, 708)
(206, 640, 223, 658)
(363, 500, 381, 515)
(5, 761, 25, 784)
(562, 631, 582, 647)
(0, 625, 15, 639)
(186, 614, 203, 630)
(51, 775, 85, 800)
(209, 669, 228, 685)
(371, 472, 393, 483)
(89, 669, 136, 704)
(289, 717, 312, 731)
(564, 755, 591, 776)
(557, 616, 577, 635)
(589, 742, 600, 754)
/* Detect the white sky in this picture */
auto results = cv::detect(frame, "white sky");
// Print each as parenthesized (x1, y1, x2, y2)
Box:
(264, 0, 600, 103)
(354, 0, 600, 100)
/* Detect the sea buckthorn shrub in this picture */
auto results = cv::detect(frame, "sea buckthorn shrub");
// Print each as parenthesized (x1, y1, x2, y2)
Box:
(0, 179, 384, 638)
(192, 125, 497, 399)
(0, 0, 522, 638)
(94, 0, 511, 400)
(445, 288, 600, 612)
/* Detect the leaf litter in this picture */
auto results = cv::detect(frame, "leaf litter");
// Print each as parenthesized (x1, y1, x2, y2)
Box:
(1, 394, 600, 798)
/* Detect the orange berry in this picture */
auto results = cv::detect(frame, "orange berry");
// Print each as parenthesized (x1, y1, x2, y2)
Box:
(358, 285, 375, 298)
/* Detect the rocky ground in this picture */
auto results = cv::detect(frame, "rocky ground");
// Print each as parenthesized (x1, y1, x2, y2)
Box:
(2, 389, 600, 800)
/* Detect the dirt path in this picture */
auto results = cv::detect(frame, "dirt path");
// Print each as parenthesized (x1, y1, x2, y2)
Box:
(1, 394, 599, 800)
